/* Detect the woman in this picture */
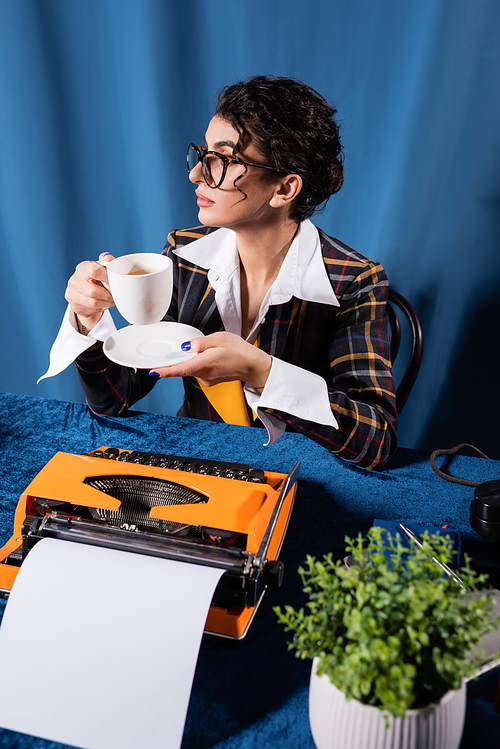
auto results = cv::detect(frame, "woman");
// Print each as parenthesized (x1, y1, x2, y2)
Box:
(55, 75, 397, 469)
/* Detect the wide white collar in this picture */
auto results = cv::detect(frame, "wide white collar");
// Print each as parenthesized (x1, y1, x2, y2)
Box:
(173, 219, 339, 308)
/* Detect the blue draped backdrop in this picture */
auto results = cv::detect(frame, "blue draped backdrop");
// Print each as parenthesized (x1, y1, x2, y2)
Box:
(1, 0, 499, 457)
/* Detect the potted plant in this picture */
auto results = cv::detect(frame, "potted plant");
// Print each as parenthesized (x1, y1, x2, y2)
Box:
(275, 526, 500, 749)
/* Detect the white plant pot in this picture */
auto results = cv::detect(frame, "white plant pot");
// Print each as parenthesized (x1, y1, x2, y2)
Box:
(309, 657, 466, 749)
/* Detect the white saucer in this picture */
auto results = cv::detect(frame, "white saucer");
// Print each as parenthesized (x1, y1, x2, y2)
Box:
(103, 322, 204, 369)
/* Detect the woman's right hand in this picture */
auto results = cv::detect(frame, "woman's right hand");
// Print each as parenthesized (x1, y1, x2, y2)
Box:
(65, 252, 115, 334)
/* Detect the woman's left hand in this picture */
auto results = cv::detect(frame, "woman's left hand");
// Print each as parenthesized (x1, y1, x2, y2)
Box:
(149, 332, 272, 390)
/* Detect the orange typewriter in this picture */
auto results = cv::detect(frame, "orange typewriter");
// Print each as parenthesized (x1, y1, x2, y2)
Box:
(0, 448, 299, 640)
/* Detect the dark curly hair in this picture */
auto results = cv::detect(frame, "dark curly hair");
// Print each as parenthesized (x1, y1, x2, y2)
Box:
(214, 75, 344, 223)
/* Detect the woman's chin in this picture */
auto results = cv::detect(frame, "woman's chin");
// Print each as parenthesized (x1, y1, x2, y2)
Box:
(198, 208, 219, 226)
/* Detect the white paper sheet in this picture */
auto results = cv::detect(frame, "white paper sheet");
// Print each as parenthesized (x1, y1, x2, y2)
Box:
(0, 538, 224, 749)
(467, 588, 500, 678)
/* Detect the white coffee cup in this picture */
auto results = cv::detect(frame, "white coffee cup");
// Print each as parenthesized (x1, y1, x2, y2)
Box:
(102, 253, 173, 326)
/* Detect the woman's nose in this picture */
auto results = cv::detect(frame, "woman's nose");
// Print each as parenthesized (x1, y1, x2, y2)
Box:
(188, 160, 204, 184)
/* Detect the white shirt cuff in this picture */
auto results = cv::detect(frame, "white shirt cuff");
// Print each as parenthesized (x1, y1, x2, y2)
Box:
(244, 358, 339, 445)
(37, 307, 117, 383)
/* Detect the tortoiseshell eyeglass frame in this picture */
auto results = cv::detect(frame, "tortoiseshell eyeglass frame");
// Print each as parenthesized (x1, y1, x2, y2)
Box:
(187, 143, 282, 189)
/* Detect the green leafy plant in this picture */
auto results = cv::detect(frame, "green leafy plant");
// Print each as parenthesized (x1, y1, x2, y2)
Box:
(275, 527, 499, 718)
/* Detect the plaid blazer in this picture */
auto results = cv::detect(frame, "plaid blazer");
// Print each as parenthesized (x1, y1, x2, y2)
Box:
(76, 225, 398, 470)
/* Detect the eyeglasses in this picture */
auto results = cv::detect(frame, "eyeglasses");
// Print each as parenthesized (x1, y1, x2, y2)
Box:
(187, 143, 282, 189)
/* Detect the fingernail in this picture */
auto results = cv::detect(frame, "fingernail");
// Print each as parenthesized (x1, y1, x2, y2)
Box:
(148, 371, 160, 378)
(181, 341, 191, 351)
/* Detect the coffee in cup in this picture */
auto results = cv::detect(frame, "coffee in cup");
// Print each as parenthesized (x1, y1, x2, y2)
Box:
(124, 269, 157, 276)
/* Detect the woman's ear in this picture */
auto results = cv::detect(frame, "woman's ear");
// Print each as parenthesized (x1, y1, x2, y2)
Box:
(269, 174, 302, 209)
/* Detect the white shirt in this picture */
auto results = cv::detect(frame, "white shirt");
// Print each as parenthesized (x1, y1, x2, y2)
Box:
(39, 219, 339, 445)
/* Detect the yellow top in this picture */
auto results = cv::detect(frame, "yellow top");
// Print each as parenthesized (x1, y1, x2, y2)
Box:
(197, 339, 262, 426)
(198, 380, 252, 426)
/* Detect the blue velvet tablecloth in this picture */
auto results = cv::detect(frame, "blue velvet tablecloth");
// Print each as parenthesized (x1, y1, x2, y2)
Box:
(0, 392, 499, 748)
